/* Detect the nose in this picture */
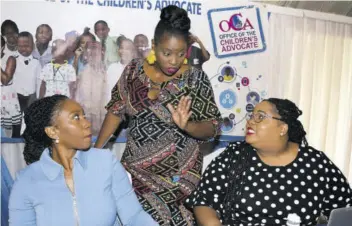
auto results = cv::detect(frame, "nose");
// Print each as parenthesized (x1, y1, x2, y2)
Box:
(246, 114, 256, 124)
(83, 117, 91, 129)
(169, 56, 177, 66)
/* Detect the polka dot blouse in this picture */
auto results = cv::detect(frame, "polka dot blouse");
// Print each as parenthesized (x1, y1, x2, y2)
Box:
(185, 141, 352, 225)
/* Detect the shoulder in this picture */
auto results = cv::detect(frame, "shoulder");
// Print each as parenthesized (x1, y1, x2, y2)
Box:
(186, 67, 210, 87)
(123, 58, 143, 75)
(300, 145, 329, 163)
(84, 148, 116, 166)
(213, 141, 246, 163)
(85, 147, 114, 158)
(31, 56, 40, 64)
(13, 161, 43, 185)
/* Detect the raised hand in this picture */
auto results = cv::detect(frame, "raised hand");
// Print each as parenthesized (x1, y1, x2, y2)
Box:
(167, 96, 192, 130)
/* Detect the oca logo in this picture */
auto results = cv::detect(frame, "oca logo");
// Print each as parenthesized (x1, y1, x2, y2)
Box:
(219, 13, 254, 32)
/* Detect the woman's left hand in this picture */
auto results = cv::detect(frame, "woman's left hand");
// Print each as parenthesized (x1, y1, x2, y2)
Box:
(167, 96, 192, 130)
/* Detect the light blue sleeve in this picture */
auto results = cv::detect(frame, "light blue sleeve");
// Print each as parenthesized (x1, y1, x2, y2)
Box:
(111, 157, 159, 226)
(8, 171, 36, 226)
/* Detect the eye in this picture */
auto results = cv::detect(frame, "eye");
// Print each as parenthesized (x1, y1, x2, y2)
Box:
(73, 114, 80, 120)
(258, 113, 265, 120)
(179, 52, 185, 57)
(163, 52, 170, 56)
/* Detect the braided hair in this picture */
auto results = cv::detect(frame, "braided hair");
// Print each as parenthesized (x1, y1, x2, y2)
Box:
(22, 95, 68, 165)
(265, 98, 308, 146)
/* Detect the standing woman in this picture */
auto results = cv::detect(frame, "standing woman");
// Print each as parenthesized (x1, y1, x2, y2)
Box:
(95, 5, 222, 226)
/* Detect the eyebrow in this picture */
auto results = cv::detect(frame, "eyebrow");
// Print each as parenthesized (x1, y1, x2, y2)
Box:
(257, 110, 267, 114)
(69, 109, 84, 116)
(163, 48, 186, 52)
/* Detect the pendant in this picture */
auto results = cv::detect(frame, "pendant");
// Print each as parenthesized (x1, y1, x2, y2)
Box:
(147, 88, 160, 100)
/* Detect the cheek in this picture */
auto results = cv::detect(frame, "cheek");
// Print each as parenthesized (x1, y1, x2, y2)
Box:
(59, 125, 87, 147)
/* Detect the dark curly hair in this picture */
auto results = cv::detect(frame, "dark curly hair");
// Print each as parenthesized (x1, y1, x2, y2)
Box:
(154, 5, 191, 45)
(22, 95, 68, 165)
(265, 98, 308, 146)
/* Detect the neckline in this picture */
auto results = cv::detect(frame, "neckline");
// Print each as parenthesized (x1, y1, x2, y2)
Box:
(142, 60, 190, 84)
(253, 146, 302, 168)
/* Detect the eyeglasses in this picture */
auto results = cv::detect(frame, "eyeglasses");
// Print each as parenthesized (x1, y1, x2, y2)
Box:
(246, 112, 283, 123)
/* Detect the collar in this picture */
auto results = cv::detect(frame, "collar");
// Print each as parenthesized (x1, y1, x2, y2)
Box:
(40, 148, 88, 181)
(34, 45, 52, 56)
(51, 59, 68, 69)
(18, 54, 33, 61)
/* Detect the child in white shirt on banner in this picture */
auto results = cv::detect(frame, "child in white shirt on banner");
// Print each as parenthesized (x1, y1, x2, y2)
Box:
(13, 32, 41, 114)
(39, 39, 76, 99)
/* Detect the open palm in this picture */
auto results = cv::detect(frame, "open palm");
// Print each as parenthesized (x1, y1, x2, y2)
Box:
(167, 96, 192, 130)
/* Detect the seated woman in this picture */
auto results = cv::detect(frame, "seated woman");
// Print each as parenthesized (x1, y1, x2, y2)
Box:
(186, 98, 352, 226)
(9, 95, 157, 226)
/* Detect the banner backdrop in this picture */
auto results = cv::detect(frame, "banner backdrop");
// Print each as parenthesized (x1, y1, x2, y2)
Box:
(1, 0, 270, 138)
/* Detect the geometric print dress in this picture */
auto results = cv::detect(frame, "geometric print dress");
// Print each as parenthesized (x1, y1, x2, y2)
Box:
(106, 58, 222, 226)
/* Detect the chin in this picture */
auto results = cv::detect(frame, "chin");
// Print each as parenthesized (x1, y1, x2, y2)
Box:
(80, 143, 91, 151)
(245, 135, 255, 144)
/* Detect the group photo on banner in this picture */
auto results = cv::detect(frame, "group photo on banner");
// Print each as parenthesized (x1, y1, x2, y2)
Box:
(1, 0, 352, 226)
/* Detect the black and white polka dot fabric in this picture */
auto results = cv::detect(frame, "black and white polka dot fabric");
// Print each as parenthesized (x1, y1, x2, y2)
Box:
(185, 141, 352, 225)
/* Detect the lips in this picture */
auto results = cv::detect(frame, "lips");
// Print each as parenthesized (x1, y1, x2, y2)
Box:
(246, 127, 255, 135)
(167, 67, 178, 74)
(85, 134, 92, 139)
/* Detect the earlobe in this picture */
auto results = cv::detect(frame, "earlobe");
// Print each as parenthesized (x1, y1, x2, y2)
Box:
(151, 39, 155, 49)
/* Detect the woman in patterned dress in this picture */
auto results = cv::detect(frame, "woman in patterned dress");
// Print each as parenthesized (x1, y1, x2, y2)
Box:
(95, 5, 222, 226)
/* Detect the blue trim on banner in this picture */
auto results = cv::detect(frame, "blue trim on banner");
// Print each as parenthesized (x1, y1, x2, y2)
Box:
(207, 5, 267, 58)
(268, 12, 271, 20)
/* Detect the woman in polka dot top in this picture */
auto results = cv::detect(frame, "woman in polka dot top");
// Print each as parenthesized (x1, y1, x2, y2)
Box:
(185, 98, 352, 226)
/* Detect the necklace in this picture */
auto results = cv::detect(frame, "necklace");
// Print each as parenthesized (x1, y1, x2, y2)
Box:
(147, 79, 163, 100)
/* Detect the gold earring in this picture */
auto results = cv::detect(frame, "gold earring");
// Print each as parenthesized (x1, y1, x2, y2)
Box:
(183, 58, 188, 65)
(146, 50, 156, 64)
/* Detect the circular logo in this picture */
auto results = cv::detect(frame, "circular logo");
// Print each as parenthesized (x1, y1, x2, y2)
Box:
(219, 89, 237, 109)
(241, 77, 250, 86)
(246, 91, 260, 105)
(229, 113, 235, 120)
(218, 76, 224, 82)
(246, 104, 254, 112)
(221, 116, 234, 133)
(221, 66, 236, 83)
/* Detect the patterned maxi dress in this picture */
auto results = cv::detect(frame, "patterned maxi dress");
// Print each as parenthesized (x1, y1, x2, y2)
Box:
(106, 59, 222, 226)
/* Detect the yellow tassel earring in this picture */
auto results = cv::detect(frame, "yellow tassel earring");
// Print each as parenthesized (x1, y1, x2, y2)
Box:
(183, 58, 188, 65)
(146, 50, 156, 65)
